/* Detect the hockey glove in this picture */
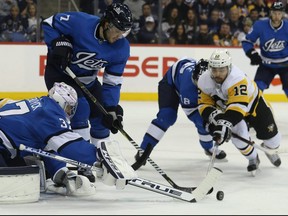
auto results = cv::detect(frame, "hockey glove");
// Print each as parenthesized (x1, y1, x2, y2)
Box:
(212, 119, 232, 145)
(193, 58, 209, 84)
(246, 49, 262, 65)
(51, 36, 73, 70)
(102, 105, 123, 134)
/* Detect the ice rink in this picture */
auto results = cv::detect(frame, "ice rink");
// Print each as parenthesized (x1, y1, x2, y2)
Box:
(1, 101, 288, 215)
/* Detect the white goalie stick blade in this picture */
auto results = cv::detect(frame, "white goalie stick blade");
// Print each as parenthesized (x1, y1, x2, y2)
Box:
(128, 167, 222, 203)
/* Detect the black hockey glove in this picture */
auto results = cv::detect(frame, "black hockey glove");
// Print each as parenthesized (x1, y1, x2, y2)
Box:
(246, 49, 262, 65)
(102, 105, 123, 134)
(192, 58, 209, 84)
(212, 119, 232, 145)
(51, 36, 73, 70)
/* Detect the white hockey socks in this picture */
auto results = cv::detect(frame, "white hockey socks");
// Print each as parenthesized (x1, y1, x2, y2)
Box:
(96, 140, 137, 190)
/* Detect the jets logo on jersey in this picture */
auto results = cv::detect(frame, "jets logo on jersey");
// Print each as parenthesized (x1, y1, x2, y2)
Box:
(71, 52, 108, 70)
(263, 38, 285, 52)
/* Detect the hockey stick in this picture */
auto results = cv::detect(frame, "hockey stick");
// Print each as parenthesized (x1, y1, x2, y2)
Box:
(64, 67, 150, 164)
(19, 144, 222, 203)
(231, 132, 288, 155)
(65, 66, 204, 193)
(207, 143, 219, 175)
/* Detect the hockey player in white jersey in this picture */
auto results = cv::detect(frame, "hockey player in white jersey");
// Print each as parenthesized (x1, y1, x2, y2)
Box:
(242, 1, 288, 98)
(134, 57, 227, 169)
(0, 82, 136, 196)
(195, 49, 281, 175)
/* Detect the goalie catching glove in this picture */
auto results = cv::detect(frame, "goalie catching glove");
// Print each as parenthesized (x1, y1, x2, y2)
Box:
(51, 35, 73, 70)
(102, 105, 124, 134)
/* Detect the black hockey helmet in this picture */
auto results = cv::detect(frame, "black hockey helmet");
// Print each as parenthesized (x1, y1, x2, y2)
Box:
(103, 3, 133, 32)
(192, 58, 209, 85)
(270, 1, 285, 11)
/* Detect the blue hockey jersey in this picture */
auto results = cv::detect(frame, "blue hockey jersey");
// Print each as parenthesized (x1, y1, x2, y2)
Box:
(0, 97, 97, 165)
(166, 57, 199, 115)
(42, 12, 130, 106)
(242, 18, 288, 68)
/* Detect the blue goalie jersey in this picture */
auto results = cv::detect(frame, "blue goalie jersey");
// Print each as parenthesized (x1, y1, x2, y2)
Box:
(0, 97, 85, 159)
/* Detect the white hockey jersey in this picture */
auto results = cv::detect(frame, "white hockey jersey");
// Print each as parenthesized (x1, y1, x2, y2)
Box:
(197, 65, 260, 119)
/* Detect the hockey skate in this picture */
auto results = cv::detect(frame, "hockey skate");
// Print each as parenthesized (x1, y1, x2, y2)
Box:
(204, 147, 227, 160)
(134, 150, 146, 166)
(247, 155, 260, 176)
(260, 143, 281, 167)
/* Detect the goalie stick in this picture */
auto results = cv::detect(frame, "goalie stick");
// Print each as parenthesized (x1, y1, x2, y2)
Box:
(231, 133, 288, 155)
(19, 144, 222, 203)
(65, 66, 207, 194)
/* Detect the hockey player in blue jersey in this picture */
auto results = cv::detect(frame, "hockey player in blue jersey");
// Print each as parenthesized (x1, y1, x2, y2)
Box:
(0, 82, 137, 196)
(242, 1, 288, 98)
(134, 58, 227, 168)
(41, 3, 133, 181)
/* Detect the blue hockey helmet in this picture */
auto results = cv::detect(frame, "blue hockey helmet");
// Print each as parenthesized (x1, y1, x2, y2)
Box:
(270, 1, 285, 11)
(103, 3, 133, 32)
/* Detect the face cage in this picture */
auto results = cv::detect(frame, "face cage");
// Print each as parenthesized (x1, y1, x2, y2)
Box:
(63, 102, 77, 119)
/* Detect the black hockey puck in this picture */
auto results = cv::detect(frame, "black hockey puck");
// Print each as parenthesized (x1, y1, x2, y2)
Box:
(216, 191, 224, 201)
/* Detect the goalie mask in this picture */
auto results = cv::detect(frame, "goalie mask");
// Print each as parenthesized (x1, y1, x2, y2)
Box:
(49, 82, 78, 119)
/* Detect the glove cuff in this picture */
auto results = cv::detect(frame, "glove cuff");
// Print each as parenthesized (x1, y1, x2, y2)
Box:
(246, 48, 257, 58)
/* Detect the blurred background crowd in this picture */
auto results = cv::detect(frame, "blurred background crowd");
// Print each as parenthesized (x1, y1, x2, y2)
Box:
(0, 0, 287, 46)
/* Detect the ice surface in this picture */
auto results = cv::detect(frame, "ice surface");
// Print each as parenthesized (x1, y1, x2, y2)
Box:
(0, 102, 287, 215)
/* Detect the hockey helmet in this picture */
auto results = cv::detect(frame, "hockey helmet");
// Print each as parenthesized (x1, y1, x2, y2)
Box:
(49, 82, 78, 119)
(270, 1, 285, 11)
(103, 3, 133, 35)
(209, 49, 232, 72)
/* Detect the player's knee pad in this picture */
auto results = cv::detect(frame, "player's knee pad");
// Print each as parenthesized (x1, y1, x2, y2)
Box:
(263, 132, 281, 149)
(255, 80, 268, 91)
(155, 108, 177, 128)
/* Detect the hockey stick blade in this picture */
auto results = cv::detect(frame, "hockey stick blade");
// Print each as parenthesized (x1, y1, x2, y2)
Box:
(128, 167, 222, 202)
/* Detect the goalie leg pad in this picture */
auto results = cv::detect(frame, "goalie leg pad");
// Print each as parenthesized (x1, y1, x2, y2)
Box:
(97, 140, 137, 179)
(96, 140, 137, 189)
